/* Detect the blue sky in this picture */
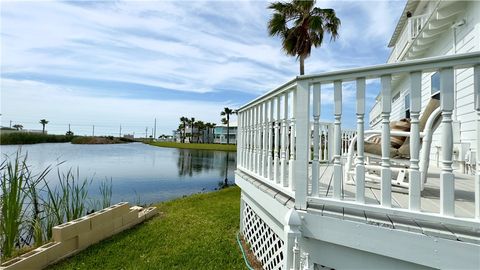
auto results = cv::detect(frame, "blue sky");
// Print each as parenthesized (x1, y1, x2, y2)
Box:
(1, 0, 405, 136)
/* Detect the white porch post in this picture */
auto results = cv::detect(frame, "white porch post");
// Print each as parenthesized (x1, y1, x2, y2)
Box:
(380, 75, 392, 207)
(473, 64, 480, 219)
(283, 209, 301, 270)
(312, 83, 321, 197)
(440, 68, 455, 216)
(281, 93, 289, 187)
(268, 99, 274, 181)
(333, 81, 343, 199)
(294, 80, 310, 210)
(274, 97, 281, 184)
(355, 78, 366, 203)
(289, 90, 297, 190)
(409, 71, 422, 211)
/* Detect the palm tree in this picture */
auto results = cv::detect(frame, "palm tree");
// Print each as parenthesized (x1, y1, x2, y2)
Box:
(12, 124, 23, 131)
(39, 119, 49, 134)
(205, 122, 215, 144)
(268, 0, 341, 75)
(180, 117, 188, 143)
(220, 107, 235, 144)
(195, 121, 205, 143)
(188, 117, 195, 143)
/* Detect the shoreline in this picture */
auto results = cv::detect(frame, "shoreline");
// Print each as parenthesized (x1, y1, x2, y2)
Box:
(146, 141, 237, 152)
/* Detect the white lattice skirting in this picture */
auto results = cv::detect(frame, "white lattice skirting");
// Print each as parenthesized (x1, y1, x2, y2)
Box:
(242, 202, 284, 270)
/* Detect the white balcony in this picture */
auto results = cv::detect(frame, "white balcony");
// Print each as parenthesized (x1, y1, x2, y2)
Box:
(387, 1, 466, 63)
(236, 52, 480, 269)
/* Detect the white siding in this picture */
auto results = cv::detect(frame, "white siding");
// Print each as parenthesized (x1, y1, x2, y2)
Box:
(386, 0, 480, 163)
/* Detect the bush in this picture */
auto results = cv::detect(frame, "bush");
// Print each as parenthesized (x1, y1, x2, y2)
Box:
(0, 133, 74, 145)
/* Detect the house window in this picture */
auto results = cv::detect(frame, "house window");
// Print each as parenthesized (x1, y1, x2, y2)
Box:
(431, 72, 440, 100)
(404, 93, 410, 119)
(392, 92, 400, 103)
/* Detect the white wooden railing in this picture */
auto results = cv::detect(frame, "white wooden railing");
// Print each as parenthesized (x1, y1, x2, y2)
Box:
(237, 52, 480, 229)
(388, 14, 429, 63)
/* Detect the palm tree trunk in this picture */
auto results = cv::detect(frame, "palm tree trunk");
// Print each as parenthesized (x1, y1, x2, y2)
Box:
(226, 115, 230, 145)
(299, 55, 305, 75)
(42, 125, 45, 134)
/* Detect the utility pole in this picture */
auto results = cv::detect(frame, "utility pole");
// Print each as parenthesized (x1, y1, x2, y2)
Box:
(92, 125, 95, 136)
(68, 124, 71, 132)
(119, 125, 122, 137)
(154, 118, 157, 139)
(145, 127, 148, 138)
(9, 120, 12, 128)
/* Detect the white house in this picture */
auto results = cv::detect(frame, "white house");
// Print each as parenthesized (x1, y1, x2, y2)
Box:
(235, 1, 480, 269)
(214, 122, 238, 144)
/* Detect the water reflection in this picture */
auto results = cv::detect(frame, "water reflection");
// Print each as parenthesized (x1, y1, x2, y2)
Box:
(0, 143, 237, 204)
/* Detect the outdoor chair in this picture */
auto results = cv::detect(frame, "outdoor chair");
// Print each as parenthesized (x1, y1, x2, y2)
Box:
(344, 99, 441, 190)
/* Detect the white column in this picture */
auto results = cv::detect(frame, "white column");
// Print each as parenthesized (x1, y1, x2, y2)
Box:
(274, 96, 281, 184)
(380, 75, 392, 207)
(237, 111, 243, 167)
(250, 108, 255, 172)
(258, 104, 264, 175)
(289, 90, 297, 190)
(355, 78, 366, 203)
(474, 64, 480, 219)
(409, 72, 422, 211)
(294, 80, 310, 210)
(268, 99, 274, 181)
(312, 83, 321, 197)
(263, 102, 269, 177)
(440, 68, 455, 216)
(333, 81, 343, 199)
(252, 106, 257, 173)
(246, 109, 251, 171)
(281, 93, 289, 187)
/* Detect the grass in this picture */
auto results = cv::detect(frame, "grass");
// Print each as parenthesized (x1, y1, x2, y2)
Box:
(148, 141, 237, 152)
(70, 136, 134, 144)
(0, 132, 74, 145)
(50, 187, 245, 270)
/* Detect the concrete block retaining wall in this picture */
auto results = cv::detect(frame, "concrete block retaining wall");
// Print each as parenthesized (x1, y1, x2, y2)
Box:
(0, 203, 157, 270)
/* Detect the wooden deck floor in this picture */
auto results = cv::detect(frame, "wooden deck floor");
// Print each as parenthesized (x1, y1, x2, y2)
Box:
(311, 164, 479, 243)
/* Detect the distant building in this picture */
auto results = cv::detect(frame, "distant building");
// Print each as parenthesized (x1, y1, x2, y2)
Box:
(123, 134, 134, 140)
(214, 123, 237, 144)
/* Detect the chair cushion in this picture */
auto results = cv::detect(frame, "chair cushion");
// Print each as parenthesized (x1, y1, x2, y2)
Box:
(389, 118, 410, 148)
(364, 141, 399, 158)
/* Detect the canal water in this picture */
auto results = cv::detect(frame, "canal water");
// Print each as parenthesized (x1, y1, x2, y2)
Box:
(0, 142, 236, 205)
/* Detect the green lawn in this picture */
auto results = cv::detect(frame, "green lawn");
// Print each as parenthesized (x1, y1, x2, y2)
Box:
(50, 187, 245, 270)
(147, 141, 237, 152)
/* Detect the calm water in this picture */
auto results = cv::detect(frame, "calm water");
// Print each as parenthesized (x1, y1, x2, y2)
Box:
(0, 142, 236, 204)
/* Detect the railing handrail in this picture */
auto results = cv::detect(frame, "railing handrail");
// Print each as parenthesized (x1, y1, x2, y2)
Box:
(300, 51, 480, 83)
(238, 52, 480, 113)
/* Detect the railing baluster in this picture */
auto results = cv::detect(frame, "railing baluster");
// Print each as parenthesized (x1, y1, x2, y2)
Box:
(312, 83, 321, 197)
(281, 93, 289, 187)
(355, 78, 366, 203)
(263, 102, 269, 177)
(289, 90, 297, 190)
(409, 71, 422, 211)
(253, 107, 258, 173)
(274, 96, 281, 184)
(440, 68, 455, 216)
(258, 104, 264, 176)
(381, 75, 392, 207)
(333, 80, 343, 199)
(247, 109, 252, 171)
(268, 99, 274, 181)
(294, 80, 310, 210)
(238, 111, 243, 167)
(474, 64, 480, 219)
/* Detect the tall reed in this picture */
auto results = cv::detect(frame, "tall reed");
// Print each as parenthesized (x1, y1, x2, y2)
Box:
(99, 178, 112, 209)
(0, 153, 29, 259)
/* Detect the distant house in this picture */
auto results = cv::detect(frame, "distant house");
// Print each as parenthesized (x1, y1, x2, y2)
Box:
(214, 123, 237, 144)
(123, 134, 134, 140)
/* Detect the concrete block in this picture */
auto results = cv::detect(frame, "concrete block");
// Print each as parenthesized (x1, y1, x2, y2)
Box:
(52, 221, 74, 242)
(58, 236, 79, 256)
(6, 248, 49, 270)
(0, 257, 24, 269)
(143, 207, 158, 220)
(52, 216, 90, 242)
(122, 208, 141, 226)
(90, 208, 113, 230)
(78, 229, 103, 250)
(113, 216, 123, 230)
(41, 242, 64, 264)
(108, 202, 130, 218)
